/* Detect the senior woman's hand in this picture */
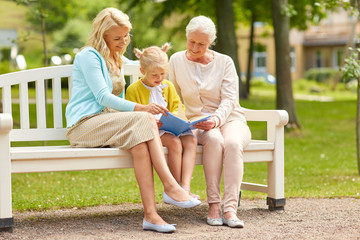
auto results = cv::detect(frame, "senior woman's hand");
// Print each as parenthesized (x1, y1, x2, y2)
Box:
(134, 103, 168, 116)
(194, 117, 216, 131)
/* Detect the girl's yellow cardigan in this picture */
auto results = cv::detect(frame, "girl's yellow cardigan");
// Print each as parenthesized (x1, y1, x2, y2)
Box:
(125, 79, 185, 115)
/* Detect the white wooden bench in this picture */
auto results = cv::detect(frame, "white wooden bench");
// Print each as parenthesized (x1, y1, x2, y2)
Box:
(0, 64, 288, 232)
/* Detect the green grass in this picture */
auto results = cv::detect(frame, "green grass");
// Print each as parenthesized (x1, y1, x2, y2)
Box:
(10, 84, 360, 211)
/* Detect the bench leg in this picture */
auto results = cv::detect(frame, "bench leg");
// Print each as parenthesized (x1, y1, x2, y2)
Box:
(267, 197, 286, 211)
(0, 218, 13, 232)
(237, 191, 242, 207)
(0, 128, 13, 232)
(266, 123, 286, 211)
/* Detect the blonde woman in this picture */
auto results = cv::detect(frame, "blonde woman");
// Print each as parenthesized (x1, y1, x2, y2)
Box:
(126, 43, 199, 200)
(65, 8, 200, 233)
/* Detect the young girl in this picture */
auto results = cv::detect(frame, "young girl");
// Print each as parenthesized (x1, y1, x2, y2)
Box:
(126, 43, 199, 199)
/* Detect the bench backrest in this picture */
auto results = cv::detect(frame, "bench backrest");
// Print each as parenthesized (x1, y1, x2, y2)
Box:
(0, 64, 142, 142)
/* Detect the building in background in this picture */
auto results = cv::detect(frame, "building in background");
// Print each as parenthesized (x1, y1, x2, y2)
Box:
(237, 8, 359, 81)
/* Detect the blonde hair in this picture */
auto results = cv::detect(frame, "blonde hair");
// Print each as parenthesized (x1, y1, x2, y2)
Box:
(86, 8, 132, 71)
(134, 43, 171, 72)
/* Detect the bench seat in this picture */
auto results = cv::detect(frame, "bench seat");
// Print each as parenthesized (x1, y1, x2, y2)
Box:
(10, 140, 275, 173)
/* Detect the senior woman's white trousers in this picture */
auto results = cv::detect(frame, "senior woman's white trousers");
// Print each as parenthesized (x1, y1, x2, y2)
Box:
(195, 120, 251, 213)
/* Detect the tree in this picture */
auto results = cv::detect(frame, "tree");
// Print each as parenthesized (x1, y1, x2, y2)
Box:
(238, 0, 272, 96)
(13, 0, 76, 66)
(342, 48, 360, 175)
(272, 0, 301, 128)
(214, 0, 247, 98)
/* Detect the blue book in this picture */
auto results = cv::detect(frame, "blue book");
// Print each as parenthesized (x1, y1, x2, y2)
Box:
(159, 112, 211, 136)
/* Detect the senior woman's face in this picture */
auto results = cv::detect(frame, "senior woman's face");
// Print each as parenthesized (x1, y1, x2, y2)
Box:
(186, 29, 211, 60)
(104, 25, 129, 55)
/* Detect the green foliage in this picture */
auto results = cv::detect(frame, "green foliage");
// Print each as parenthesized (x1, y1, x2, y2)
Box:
(341, 47, 360, 80)
(13, 0, 76, 33)
(52, 19, 92, 54)
(304, 67, 339, 83)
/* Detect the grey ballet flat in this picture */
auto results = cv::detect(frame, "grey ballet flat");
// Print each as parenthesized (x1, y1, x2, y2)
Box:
(222, 218, 244, 228)
(206, 217, 223, 226)
(163, 192, 201, 208)
(142, 219, 176, 233)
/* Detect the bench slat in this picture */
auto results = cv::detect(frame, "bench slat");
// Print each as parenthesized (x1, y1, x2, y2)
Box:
(19, 82, 30, 129)
(10, 140, 275, 173)
(35, 79, 46, 129)
(0, 65, 73, 87)
(10, 128, 67, 141)
(2, 85, 12, 114)
(52, 77, 64, 128)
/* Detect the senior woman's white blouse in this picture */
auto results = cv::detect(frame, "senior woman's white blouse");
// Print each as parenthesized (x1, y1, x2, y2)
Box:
(169, 50, 246, 128)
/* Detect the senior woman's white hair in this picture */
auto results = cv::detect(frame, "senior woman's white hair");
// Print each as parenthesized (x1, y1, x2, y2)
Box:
(185, 16, 217, 45)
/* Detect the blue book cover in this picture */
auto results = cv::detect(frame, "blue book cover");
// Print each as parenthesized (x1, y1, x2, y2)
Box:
(159, 112, 210, 136)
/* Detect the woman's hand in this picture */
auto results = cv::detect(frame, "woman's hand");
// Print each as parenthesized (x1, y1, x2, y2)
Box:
(194, 117, 216, 131)
(134, 103, 168, 116)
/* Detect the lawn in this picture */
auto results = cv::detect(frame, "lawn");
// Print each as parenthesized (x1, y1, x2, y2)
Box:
(10, 85, 360, 211)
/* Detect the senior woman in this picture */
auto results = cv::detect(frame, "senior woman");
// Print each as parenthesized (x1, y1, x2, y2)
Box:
(169, 16, 251, 228)
(65, 8, 200, 233)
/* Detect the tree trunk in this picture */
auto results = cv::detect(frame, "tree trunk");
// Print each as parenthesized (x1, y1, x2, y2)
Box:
(40, 13, 48, 67)
(272, 0, 301, 128)
(246, 12, 255, 95)
(357, 78, 360, 175)
(40, 12, 48, 146)
(214, 0, 248, 99)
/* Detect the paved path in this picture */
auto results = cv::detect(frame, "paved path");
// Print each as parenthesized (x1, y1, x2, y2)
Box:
(1, 198, 359, 240)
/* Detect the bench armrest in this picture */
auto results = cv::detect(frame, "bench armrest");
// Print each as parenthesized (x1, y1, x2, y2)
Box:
(243, 108, 288, 143)
(243, 108, 288, 127)
(0, 113, 13, 133)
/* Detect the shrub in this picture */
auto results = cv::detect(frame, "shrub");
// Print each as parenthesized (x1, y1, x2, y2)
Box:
(304, 68, 339, 83)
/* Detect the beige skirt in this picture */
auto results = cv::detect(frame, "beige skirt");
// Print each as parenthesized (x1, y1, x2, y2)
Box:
(66, 108, 155, 151)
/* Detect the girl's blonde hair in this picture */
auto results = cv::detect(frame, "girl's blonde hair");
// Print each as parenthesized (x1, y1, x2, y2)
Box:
(86, 8, 132, 71)
(134, 43, 172, 72)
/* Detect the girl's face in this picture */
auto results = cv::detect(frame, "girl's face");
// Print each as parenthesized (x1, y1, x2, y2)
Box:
(104, 25, 129, 56)
(141, 67, 166, 87)
(186, 29, 211, 60)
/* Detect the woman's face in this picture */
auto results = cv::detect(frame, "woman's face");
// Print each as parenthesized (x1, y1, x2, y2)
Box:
(186, 29, 211, 60)
(104, 25, 129, 56)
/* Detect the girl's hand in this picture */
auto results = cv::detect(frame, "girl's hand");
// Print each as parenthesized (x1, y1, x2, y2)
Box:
(194, 117, 216, 131)
(134, 103, 168, 115)
(156, 119, 163, 129)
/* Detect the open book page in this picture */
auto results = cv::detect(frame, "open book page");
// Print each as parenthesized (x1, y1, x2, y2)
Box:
(159, 112, 210, 136)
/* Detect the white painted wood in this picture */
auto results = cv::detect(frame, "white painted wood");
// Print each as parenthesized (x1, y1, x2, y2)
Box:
(2, 86, 12, 114)
(19, 82, 30, 129)
(0, 114, 13, 219)
(68, 75, 73, 100)
(10, 128, 67, 141)
(0, 65, 73, 87)
(35, 79, 46, 129)
(0, 63, 288, 225)
(52, 77, 63, 128)
(241, 182, 268, 193)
